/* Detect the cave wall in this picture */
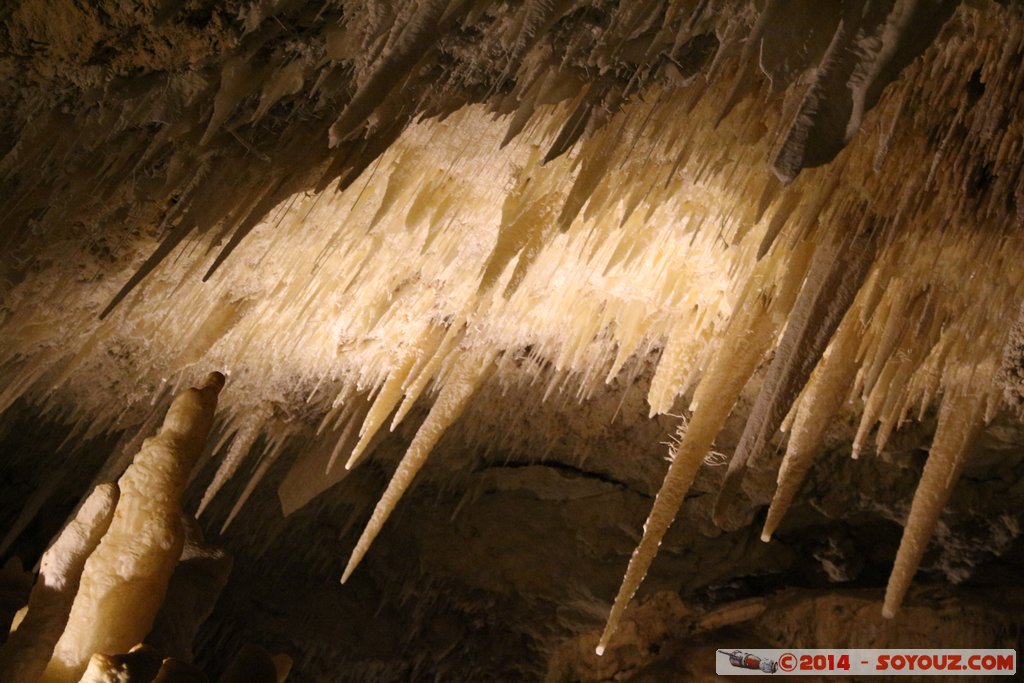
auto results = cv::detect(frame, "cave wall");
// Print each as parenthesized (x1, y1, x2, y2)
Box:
(3, 0, 1024, 681)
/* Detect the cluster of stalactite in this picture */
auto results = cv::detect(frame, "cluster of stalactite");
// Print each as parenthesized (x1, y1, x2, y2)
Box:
(3, 0, 1024, 662)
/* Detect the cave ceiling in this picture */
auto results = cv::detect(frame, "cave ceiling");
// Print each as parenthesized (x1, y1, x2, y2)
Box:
(2, 0, 1024, 681)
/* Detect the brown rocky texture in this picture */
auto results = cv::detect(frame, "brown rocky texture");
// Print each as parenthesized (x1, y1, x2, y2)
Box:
(0, 558, 32, 637)
(0, 350, 1021, 680)
(2, 356, 1011, 680)
(184, 358, 1022, 680)
(997, 301, 1024, 408)
(148, 518, 234, 663)
(548, 587, 1021, 682)
(3, 1, 1024, 681)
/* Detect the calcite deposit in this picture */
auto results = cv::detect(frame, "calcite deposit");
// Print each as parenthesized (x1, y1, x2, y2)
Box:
(1, 0, 1024, 679)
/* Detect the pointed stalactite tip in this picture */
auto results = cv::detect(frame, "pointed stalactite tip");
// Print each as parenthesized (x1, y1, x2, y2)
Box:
(340, 562, 355, 585)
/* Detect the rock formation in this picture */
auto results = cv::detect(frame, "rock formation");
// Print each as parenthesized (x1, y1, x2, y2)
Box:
(1, 0, 1023, 679)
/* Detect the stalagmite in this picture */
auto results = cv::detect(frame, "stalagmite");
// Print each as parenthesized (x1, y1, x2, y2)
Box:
(77, 644, 162, 683)
(342, 348, 495, 583)
(41, 373, 225, 683)
(0, 484, 118, 683)
(882, 370, 988, 619)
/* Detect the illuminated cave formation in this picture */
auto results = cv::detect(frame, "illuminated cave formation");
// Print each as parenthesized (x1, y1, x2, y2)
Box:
(2, 0, 1024, 680)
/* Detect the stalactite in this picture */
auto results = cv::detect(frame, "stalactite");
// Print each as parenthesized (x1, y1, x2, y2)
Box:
(391, 323, 465, 431)
(197, 405, 272, 517)
(714, 225, 877, 524)
(1, 2, 1024, 660)
(98, 220, 197, 320)
(328, 399, 371, 475)
(595, 253, 791, 654)
(762, 306, 864, 541)
(0, 458, 69, 560)
(882, 367, 989, 618)
(342, 348, 496, 583)
(221, 429, 294, 533)
(328, 0, 456, 146)
(278, 419, 361, 518)
(771, 0, 958, 182)
(347, 351, 418, 469)
(646, 311, 706, 417)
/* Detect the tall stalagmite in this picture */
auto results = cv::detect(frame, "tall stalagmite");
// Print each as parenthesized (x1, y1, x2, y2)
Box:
(41, 373, 225, 683)
(0, 484, 118, 683)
